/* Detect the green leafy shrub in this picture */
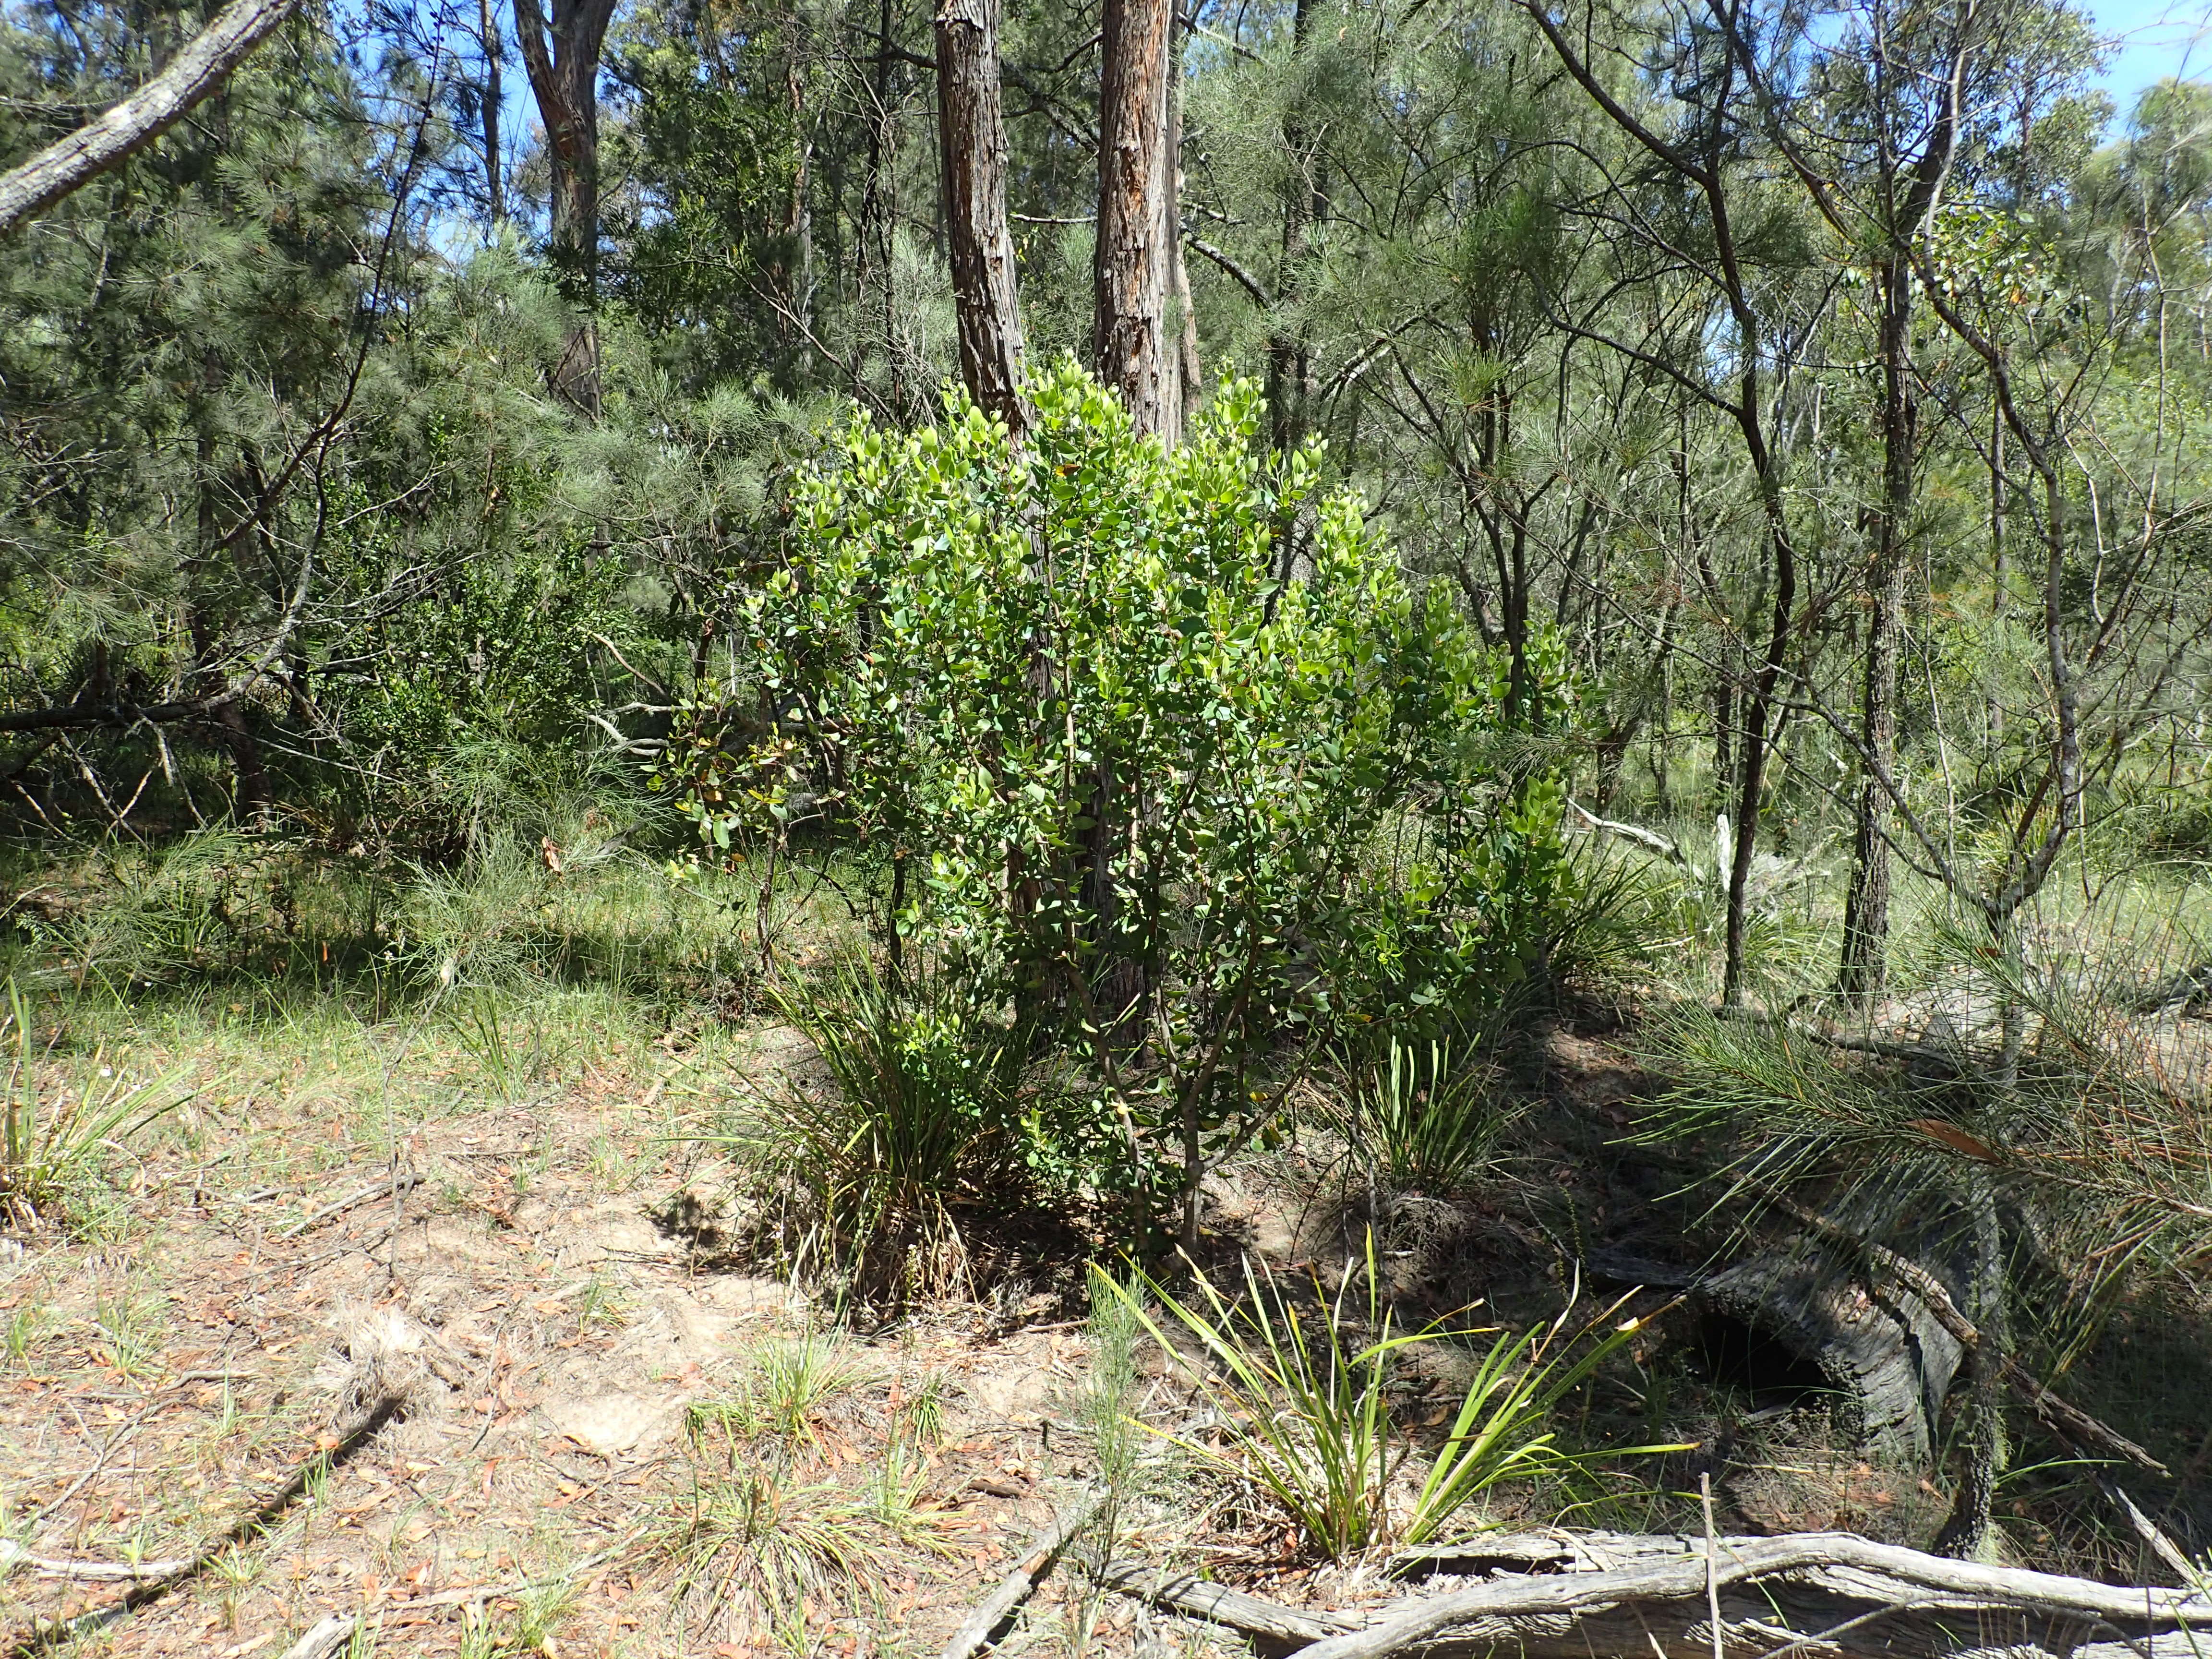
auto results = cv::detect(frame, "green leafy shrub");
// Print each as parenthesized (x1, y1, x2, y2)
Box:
(670, 363, 1569, 1248)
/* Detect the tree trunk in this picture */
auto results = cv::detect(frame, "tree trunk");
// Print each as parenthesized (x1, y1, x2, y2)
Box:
(1839, 254, 1914, 1005)
(788, 9, 814, 336)
(1094, 0, 1174, 439)
(1267, 0, 1318, 458)
(514, 0, 616, 416)
(863, 0, 905, 418)
(1166, 12, 1199, 437)
(934, 0, 1029, 435)
(480, 0, 503, 227)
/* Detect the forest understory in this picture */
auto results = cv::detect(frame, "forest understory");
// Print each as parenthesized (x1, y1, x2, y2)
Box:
(1, 827, 2210, 1659)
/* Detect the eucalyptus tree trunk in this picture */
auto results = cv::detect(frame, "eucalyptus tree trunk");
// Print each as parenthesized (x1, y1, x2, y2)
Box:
(1267, 0, 1319, 459)
(1838, 24, 1964, 1006)
(1095, 0, 1176, 440)
(479, 0, 503, 227)
(1166, 14, 1200, 437)
(514, 0, 616, 416)
(934, 0, 1029, 436)
(863, 0, 906, 418)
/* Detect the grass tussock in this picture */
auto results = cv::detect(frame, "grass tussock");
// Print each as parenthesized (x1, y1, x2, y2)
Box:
(1106, 1243, 1679, 1559)
(716, 956, 1083, 1303)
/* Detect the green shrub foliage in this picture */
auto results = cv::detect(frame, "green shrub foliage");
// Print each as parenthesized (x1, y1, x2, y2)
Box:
(669, 363, 1572, 1229)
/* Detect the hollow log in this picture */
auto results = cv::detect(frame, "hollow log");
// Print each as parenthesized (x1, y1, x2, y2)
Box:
(1107, 1529, 2212, 1659)
(1697, 1245, 1965, 1464)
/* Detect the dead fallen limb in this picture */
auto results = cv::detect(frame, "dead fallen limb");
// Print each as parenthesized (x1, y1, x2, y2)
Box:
(0, 1540, 194, 1582)
(1098, 1561, 1353, 1642)
(938, 1485, 1104, 1659)
(277, 1613, 358, 1659)
(1566, 799, 1683, 863)
(1104, 1529, 2212, 1659)
(1306, 1530, 2212, 1659)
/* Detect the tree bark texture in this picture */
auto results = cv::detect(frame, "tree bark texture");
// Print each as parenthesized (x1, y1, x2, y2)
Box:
(1095, 0, 1175, 439)
(934, 0, 1029, 436)
(1838, 254, 1915, 1003)
(1838, 26, 1965, 1004)
(513, 0, 615, 415)
(1267, 0, 1319, 458)
(0, 0, 298, 239)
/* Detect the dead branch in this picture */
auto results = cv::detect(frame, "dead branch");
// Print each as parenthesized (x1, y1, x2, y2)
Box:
(1099, 1559, 1354, 1640)
(276, 1169, 421, 1241)
(0, 1539, 195, 1581)
(277, 1613, 358, 1659)
(1108, 1530, 2212, 1659)
(939, 1485, 1104, 1659)
(1299, 1531, 2212, 1659)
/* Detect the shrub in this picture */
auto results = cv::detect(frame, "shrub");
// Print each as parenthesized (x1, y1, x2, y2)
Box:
(670, 363, 1570, 1250)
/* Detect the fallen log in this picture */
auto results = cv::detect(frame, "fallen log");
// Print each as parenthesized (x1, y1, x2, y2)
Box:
(939, 1485, 1103, 1659)
(1105, 1527, 2212, 1659)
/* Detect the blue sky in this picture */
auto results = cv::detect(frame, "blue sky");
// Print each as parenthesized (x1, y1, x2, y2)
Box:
(2091, 0, 2212, 108)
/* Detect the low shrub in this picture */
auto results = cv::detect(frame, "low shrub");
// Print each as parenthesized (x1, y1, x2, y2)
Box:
(668, 362, 1577, 1252)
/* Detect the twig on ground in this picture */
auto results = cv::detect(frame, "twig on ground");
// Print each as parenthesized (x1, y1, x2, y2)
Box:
(939, 1485, 1104, 1659)
(277, 1612, 357, 1659)
(277, 1171, 421, 1240)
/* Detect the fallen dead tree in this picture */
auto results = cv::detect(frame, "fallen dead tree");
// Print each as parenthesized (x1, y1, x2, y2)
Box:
(1104, 1528, 2212, 1659)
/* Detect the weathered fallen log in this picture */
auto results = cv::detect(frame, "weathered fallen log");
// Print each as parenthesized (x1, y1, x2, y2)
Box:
(1105, 1528, 2212, 1659)
(939, 1486, 1103, 1659)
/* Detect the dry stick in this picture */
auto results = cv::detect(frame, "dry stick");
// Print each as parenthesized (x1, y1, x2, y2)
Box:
(1762, 1190, 2167, 1474)
(277, 1611, 358, 1659)
(277, 1171, 422, 1241)
(1097, 1561, 1357, 1642)
(1292, 1532, 2212, 1659)
(0, 1539, 195, 1582)
(2102, 1480, 2201, 1584)
(938, 1486, 1104, 1659)
(1701, 1474, 1726, 1659)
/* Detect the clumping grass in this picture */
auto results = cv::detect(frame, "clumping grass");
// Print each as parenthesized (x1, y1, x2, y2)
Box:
(1108, 1244, 1679, 1559)
(660, 1404, 958, 1644)
(716, 956, 1052, 1301)
(1327, 1036, 1509, 1197)
(0, 980, 186, 1229)
(687, 1328, 874, 1453)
